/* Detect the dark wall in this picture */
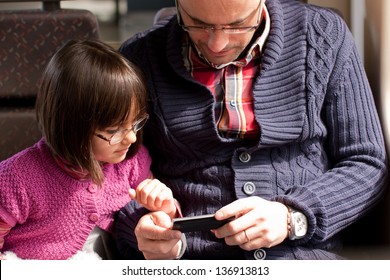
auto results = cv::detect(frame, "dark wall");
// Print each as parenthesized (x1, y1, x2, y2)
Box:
(127, 0, 175, 10)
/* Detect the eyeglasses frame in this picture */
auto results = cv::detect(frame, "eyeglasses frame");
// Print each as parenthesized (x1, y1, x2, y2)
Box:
(175, 0, 263, 34)
(94, 114, 149, 145)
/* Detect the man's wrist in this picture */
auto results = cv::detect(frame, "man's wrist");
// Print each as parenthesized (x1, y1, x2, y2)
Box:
(287, 206, 308, 240)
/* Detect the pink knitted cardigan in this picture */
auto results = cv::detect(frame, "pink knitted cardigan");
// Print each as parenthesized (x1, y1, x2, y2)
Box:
(0, 138, 152, 259)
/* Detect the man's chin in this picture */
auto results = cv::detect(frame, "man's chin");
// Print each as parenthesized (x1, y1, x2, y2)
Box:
(202, 50, 241, 66)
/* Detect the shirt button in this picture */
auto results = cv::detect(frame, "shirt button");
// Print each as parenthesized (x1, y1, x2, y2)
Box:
(239, 152, 251, 163)
(243, 182, 256, 195)
(229, 100, 236, 107)
(254, 249, 266, 260)
(89, 213, 99, 222)
(88, 185, 97, 193)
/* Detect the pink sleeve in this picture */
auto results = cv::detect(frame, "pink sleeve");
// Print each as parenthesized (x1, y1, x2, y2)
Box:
(0, 218, 12, 251)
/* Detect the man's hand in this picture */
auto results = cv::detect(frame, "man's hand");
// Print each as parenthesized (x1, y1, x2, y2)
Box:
(213, 197, 289, 251)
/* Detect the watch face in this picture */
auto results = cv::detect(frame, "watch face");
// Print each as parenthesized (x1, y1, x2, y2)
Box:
(294, 212, 308, 237)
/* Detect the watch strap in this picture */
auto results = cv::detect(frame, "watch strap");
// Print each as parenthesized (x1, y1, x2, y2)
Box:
(287, 206, 307, 240)
(286, 206, 293, 240)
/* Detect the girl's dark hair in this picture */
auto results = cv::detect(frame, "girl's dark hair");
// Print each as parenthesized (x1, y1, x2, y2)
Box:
(36, 40, 147, 185)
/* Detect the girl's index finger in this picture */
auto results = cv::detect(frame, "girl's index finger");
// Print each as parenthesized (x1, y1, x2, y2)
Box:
(128, 188, 137, 200)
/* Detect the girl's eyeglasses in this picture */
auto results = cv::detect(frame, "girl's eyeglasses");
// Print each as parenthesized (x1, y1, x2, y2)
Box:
(94, 114, 149, 145)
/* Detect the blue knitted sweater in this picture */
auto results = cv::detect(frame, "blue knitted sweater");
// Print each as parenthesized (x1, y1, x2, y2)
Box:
(116, 0, 387, 259)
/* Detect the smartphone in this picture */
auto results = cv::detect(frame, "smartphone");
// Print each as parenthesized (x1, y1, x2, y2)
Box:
(172, 214, 234, 233)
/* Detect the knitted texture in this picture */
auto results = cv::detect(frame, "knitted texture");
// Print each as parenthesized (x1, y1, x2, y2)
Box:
(116, 0, 387, 259)
(0, 139, 151, 259)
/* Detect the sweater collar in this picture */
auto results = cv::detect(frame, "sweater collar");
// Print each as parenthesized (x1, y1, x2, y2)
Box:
(52, 153, 91, 182)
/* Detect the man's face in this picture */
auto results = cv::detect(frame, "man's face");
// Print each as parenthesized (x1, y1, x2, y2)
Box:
(177, 0, 262, 65)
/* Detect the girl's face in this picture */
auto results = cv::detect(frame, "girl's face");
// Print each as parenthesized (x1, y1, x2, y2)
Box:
(91, 114, 137, 164)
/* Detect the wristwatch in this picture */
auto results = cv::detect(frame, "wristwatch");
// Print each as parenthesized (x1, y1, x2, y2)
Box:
(287, 207, 308, 240)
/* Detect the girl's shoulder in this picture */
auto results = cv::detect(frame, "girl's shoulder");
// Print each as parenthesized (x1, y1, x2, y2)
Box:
(121, 144, 152, 171)
(1, 139, 48, 169)
(109, 144, 152, 187)
(136, 144, 152, 159)
(0, 140, 48, 225)
(0, 139, 58, 185)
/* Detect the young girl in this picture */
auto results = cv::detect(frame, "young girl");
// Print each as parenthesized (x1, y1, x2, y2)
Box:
(0, 40, 178, 260)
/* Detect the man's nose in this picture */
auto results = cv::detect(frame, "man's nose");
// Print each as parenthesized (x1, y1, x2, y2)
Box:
(207, 29, 230, 53)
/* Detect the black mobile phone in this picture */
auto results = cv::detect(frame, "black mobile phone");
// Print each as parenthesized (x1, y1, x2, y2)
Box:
(172, 214, 234, 233)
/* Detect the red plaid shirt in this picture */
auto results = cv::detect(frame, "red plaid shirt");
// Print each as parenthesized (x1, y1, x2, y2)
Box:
(183, 4, 270, 139)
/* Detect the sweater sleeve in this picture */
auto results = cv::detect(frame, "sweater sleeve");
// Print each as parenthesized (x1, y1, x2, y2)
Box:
(114, 200, 150, 259)
(0, 218, 12, 251)
(0, 159, 31, 227)
(277, 9, 387, 243)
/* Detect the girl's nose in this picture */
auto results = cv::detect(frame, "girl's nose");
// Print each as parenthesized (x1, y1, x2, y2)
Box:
(121, 130, 137, 145)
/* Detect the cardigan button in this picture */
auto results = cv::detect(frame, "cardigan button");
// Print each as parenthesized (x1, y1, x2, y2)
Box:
(239, 152, 251, 163)
(89, 213, 99, 222)
(254, 249, 266, 260)
(243, 182, 256, 195)
(88, 185, 97, 193)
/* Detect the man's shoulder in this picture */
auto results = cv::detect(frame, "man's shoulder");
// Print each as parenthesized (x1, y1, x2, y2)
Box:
(277, 0, 346, 28)
(119, 19, 173, 55)
(304, 3, 347, 28)
(304, 3, 351, 51)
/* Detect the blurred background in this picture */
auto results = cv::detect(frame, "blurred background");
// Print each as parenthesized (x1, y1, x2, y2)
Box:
(0, 0, 385, 72)
(0, 0, 177, 45)
(0, 0, 360, 45)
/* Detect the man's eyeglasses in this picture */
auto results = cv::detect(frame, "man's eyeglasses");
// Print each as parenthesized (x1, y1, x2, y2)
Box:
(176, 0, 263, 34)
(95, 114, 149, 145)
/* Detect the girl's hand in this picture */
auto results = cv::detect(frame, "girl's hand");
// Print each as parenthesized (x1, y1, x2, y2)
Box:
(130, 179, 177, 218)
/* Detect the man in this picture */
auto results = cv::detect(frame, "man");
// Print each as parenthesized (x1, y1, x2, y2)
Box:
(115, 0, 388, 259)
